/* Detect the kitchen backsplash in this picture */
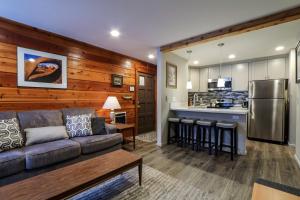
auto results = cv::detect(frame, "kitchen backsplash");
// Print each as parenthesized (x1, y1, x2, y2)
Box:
(188, 91, 248, 106)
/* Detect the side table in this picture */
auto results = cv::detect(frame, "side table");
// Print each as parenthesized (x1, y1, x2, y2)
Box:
(115, 123, 136, 150)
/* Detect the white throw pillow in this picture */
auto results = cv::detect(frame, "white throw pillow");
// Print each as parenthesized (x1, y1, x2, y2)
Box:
(24, 126, 69, 146)
(65, 114, 92, 138)
(0, 118, 23, 151)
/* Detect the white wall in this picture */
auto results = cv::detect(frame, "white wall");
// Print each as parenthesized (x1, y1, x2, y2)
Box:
(288, 49, 300, 166)
(156, 51, 188, 146)
(289, 49, 297, 146)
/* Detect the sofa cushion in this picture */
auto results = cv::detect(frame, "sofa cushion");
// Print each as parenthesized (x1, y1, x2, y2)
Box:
(61, 108, 97, 124)
(66, 114, 93, 138)
(71, 133, 123, 154)
(17, 110, 63, 132)
(0, 118, 24, 152)
(24, 126, 69, 146)
(91, 117, 106, 135)
(23, 139, 81, 169)
(0, 111, 17, 120)
(105, 123, 117, 134)
(0, 149, 25, 178)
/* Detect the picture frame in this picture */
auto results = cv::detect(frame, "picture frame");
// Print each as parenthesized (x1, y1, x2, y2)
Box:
(112, 74, 123, 87)
(166, 62, 177, 88)
(296, 41, 300, 83)
(17, 47, 67, 89)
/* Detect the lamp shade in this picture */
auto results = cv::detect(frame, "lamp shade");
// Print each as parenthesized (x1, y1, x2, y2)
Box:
(186, 81, 193, 90)
(102, 96, 121, 110)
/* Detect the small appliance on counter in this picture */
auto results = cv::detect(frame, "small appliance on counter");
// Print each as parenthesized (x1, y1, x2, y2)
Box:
(208, 98, 234, 109)
(242, 100, 248, 108)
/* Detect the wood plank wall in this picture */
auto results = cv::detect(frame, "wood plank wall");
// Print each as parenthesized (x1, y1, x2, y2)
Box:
(0, 17, 157, 123)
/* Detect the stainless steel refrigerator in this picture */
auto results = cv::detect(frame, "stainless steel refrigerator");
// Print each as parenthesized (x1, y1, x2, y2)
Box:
(248, 79, 289, 143)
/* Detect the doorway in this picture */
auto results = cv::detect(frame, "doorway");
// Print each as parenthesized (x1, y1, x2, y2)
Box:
(137, 72, 155, 135)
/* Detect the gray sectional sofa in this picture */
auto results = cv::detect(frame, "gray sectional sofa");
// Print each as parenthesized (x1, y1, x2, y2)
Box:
(0, 108, 123, 186)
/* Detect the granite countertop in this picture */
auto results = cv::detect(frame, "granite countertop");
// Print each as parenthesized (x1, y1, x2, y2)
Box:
(170, 106, 249, 115)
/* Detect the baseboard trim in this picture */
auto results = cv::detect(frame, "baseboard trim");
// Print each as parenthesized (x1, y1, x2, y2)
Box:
(288, 143, 296, 147)
(156, 141, 162, 147)
(294, 154, 300, 168)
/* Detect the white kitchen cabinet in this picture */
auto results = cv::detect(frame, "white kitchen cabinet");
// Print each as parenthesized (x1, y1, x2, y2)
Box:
(250, 60, 268, 80)
(232, 63, 249, 91)
(189, 68, 200, 92)
(268, 58, 286, 79)
(220, 64, 232, 78)
(208, 66, 220, 79)
(199, 68, 208, 92)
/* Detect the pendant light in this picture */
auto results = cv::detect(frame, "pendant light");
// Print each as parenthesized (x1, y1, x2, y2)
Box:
(186, 50, 193, 90)
(217, 43, 225, 87)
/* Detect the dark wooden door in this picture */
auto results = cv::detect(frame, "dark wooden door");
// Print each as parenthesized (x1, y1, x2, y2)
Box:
(137, 72, 155, 134)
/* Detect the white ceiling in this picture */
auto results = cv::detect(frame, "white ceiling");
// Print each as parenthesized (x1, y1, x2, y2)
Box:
(0, 0, 300, 64)
(173, 19, 300, 66)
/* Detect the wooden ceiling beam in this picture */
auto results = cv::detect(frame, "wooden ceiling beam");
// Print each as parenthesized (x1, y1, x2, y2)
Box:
(160, 6, 300, 52)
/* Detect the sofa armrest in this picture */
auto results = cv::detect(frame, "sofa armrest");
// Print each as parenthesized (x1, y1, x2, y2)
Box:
(105, 123, 117, 134)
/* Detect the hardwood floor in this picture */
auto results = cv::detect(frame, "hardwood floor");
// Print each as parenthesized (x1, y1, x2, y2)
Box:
(131, 140, 300, 200)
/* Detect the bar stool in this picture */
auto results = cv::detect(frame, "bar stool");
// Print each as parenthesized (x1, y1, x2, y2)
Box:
(167, 117, 181, 144)
(216, 121, 238, 160)
(180, 118, 195, 148)
(195, 119, 216, 154)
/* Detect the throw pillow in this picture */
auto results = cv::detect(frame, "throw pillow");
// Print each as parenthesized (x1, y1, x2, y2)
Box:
(24, 126, 69, 146)
(91, 117, 107, 135)
(66, 114, 92, 138)
(0, 118, 23, 152)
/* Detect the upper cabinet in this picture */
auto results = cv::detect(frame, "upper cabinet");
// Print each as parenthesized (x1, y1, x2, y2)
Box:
(267, 58, 286, 79)
(220, 64, 232, 78)
(199, 68, 208, 92)
(189, 68, 200, 92)
(249, 57, 287, 81)
(208, 65, 231, 79)
(249, 60, 268, 81)
(208, 66, 220, 79)
(188, 56, 288, 93)
(232, 63, 249, 91)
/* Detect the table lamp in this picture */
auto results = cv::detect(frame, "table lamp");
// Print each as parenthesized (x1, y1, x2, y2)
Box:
(103, 96, 121, 124)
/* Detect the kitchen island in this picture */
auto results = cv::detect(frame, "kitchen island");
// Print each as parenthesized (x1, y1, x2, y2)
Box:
(170, 106, 248, 155)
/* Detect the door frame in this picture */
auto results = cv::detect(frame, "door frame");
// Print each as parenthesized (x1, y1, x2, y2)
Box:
(135, 71, 156, 135)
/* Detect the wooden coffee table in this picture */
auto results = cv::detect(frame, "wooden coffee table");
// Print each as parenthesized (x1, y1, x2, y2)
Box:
(0, 150, 142, 200)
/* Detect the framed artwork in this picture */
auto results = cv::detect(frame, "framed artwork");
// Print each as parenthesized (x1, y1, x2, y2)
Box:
(166, 62, 177, 88)
(296, 41, 300, 83)
(17, 47, 67, 89)
(112, 74, 123, 87)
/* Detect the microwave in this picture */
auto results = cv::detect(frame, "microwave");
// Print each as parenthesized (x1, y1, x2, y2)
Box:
(208, 78, 232, 91)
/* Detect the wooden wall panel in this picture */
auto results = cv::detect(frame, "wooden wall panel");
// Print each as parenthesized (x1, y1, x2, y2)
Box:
(0, 17, 157, 123)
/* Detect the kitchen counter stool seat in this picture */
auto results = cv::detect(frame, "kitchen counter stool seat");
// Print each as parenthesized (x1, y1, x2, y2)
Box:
(216, 121, 238, 160)
(195, 120, 216, 154)
(180, 119, 194, 148)
(167, 117, 181, 144)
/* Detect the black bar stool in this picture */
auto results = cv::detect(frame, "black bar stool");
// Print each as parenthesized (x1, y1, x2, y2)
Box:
(216, 121, 238, 160)
(195, 119, 216, 154)
(167, 117, 181, 144)
(180, 119, 194, 148)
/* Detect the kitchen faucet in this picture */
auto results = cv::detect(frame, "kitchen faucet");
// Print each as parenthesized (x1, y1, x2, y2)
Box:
(193, 93, 198, 106)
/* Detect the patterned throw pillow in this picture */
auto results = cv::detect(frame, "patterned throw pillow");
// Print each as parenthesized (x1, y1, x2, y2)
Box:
(66, 114, 93, 138)
(0, 118, 24, 152)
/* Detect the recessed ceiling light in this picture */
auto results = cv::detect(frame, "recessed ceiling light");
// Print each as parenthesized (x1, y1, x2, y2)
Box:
(110, 29, 120, 37)
(228, 54, 236, 59)
(275, 46, 285, 51)
(28, 58, 35, 62)
(148, 54, 155, 59)
(193, 60, 199, 65)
